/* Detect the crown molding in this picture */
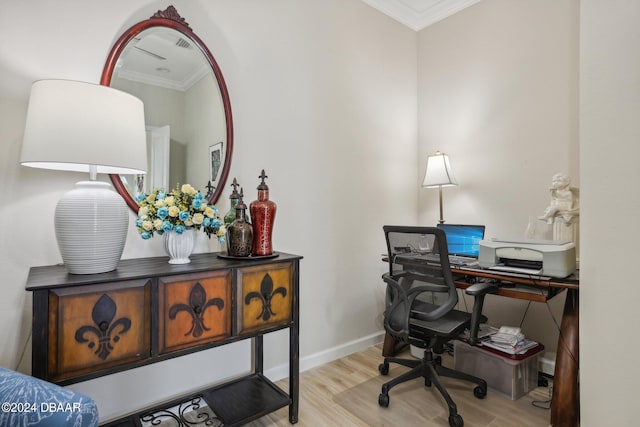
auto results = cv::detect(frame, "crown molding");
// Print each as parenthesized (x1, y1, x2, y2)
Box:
(361, 0, 482, 31)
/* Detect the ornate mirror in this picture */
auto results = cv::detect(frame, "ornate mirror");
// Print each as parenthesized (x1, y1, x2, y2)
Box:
(101, 5, 233, 212)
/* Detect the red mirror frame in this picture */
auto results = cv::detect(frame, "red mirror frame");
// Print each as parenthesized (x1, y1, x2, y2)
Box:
(100, 5, 233, 212)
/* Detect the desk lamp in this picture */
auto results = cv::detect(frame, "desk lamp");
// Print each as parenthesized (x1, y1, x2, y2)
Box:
(21, 80, 147, 274)
(422, 151, 457, 224)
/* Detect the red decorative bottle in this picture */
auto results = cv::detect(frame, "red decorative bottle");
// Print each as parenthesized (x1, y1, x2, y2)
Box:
(250, 170, 276, 256)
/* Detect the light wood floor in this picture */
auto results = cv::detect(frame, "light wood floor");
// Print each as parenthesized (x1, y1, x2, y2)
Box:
(247, 344, 552, 427)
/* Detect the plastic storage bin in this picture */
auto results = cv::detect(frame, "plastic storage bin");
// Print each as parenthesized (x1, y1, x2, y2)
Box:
(453, 340, 544, 400)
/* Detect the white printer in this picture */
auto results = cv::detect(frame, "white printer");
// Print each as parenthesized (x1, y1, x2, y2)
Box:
(478, 238, 576, 278)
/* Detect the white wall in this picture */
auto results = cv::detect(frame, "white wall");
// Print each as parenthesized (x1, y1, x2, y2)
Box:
(580, 1, 640, 425)
(417, 0, 579, 354)
(0, 0, 417, 421)
(5, 0, 629, 424)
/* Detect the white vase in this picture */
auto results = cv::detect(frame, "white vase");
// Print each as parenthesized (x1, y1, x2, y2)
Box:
(164, 229, 196, 264)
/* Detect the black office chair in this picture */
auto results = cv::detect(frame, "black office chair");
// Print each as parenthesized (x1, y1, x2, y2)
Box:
(378, 225, 497, 427)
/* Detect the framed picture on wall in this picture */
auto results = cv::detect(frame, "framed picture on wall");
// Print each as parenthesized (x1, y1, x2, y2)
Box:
(209, 142, 223, 186)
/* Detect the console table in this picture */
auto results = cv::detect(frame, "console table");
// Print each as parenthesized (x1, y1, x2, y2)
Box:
(26, 252, 302, 426)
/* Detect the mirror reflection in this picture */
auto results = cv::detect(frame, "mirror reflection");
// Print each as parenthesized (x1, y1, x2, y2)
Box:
(103, 6, 233, 212)
(111, 27, 227, 201)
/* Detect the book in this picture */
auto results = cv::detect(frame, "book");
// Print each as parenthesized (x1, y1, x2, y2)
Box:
(480, 337, 539, 355)
(490, 326, 524, 346)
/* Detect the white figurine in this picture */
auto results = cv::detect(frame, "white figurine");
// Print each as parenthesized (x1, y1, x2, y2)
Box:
(538, 173, 579, 243)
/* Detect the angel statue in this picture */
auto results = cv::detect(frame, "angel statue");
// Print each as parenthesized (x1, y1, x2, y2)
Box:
(538, 173, 579, 243)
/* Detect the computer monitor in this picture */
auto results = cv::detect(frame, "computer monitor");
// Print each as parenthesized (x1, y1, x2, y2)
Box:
(436, 224, 485, 257)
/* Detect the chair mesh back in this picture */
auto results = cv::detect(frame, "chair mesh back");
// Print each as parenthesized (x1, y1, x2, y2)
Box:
(383, 225, 457, 300)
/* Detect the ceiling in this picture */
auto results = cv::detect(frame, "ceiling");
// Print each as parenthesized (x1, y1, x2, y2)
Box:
(115, 1, 481, 90)
(114, 28, 210, 91)
(359, 0, 481, 31)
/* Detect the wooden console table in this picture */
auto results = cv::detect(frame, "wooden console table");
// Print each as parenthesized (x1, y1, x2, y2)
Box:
(26, 252, 302, 426)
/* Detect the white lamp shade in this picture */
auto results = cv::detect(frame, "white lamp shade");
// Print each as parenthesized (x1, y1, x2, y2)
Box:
(21, 80, 147, 175)
(422, 152, 457, 188)
(20, 80, 147, 274)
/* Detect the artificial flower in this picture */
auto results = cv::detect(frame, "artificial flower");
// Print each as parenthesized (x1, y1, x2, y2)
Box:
(135, 184, 225, 242)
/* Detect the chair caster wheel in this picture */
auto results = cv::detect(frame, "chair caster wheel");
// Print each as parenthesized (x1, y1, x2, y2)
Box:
(449, 414, 464, 427)
(378, 393, 389, 407)
(378, 362, 389, 376)
(473, 385, 487, 399)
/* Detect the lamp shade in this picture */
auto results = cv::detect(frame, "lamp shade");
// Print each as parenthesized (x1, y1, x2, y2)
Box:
(20, 80, 147, 274)
(422, 151, 457, 188)
(21, 80, 147, 174)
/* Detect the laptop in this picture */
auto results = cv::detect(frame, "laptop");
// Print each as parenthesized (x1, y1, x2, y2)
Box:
(435, 223, 486, 266)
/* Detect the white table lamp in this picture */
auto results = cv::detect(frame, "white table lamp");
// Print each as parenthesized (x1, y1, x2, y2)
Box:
(422, 151, 457, 224)
(21, 80, 147, 274)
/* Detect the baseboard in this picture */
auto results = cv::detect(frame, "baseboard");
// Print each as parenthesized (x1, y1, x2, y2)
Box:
(263, 333, 558, 382)
(264, 331, 386, 381)
(539, 352, 556, 377)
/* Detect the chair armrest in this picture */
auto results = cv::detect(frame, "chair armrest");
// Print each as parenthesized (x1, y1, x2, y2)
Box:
(464, 282, 499, 345)
(382, 272, 452, 338)
(465, 282, 499, 296)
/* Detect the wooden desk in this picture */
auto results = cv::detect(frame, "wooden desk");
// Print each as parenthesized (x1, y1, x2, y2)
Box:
(452, 267, 578, 427)
(382, 264, 579, 427)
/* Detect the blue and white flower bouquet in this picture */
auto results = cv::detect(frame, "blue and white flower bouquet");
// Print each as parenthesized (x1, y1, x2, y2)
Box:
(135, 183, 226, 241)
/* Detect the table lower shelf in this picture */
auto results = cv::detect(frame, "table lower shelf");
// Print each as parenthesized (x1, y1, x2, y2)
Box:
(102, 373, 290, 427)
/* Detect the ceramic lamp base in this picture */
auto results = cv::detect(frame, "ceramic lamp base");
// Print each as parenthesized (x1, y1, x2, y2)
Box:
(54, 181, 128, 274)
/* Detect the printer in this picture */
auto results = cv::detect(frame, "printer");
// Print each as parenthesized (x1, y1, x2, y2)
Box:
(478, 238, 576, 278)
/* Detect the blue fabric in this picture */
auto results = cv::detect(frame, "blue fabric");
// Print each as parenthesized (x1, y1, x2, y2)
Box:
(0, 368, 98, 427)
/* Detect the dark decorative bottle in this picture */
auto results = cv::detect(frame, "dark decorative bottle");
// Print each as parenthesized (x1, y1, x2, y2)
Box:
(226, 189, 253, 257)
(224, 178, 241, 227)
(250, 170, 277, 256)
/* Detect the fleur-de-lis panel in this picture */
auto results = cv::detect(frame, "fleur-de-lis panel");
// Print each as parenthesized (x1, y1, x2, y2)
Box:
(75, 294, 131, 360)
(48, 280, 150, 382)
(159, 271, 231, 354)
(169, 282, 224, 338)
(238, 265, 292, 333)
(245, 274, 287, 321)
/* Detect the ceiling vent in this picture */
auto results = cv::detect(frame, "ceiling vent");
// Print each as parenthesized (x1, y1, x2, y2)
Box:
(175, 37, 191, 49)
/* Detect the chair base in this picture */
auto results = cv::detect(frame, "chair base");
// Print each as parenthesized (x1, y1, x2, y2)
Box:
(378, 350, 487, 427)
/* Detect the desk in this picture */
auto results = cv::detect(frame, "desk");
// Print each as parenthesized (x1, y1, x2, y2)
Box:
(381, 264, 579, 427)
